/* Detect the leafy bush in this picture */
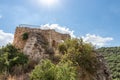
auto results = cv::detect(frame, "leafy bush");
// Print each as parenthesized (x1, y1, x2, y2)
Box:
(56, 61, 77, 80)
(30, 59, 77, 80)
(22, 32, 29, 40)
(59, 39, 98, 74)
(0, 44, 28, 74)
(30, 59, 56, 80)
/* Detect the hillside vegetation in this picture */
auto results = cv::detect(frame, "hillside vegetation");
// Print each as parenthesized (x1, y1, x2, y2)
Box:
(0, 44, 28, 79)
(0, 39, 111, 80)
(30, 39, 99, 80)
(97, 47, 120, 80)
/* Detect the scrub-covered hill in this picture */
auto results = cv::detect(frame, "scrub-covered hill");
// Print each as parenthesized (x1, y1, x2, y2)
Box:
(97, 47, 120, 80)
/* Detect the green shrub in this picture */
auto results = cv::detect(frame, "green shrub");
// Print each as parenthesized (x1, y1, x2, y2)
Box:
(22, 32, 29, 40)
(0, 44, 28, 74)
(30, 59, 56, 80)
(56, 61, 77, 80)
(59, 39, 98, 74)
(58, 43, 67, 54)
(30, 59, 77, 80)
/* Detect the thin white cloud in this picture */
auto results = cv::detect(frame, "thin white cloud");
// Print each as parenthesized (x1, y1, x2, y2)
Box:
(0, 30, 14, 47)
(82, 34, 113, 47)
(40, 24, 75, 37)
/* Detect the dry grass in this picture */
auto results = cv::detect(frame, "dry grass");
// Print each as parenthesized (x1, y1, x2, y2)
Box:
(7, 74, 30, 80)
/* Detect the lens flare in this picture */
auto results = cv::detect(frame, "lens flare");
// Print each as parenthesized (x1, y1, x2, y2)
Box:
(39, 0, 59, 7)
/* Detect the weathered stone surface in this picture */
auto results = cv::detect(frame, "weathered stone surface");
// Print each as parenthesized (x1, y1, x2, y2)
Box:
(23, 32, 48, 61)
(95, 53, 112, 80)
(13, 26, 70, 50)
(13, 26, 70, 61)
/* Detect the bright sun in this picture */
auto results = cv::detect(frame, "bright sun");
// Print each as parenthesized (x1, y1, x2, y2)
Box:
(39, 0, 59, 7)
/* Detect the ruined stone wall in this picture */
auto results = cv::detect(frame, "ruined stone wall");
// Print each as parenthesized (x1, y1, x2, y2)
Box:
(13, 27, 31, 50)
(13, 26, 70, 50)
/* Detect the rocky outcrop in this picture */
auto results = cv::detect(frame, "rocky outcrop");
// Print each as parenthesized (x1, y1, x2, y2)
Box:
(77, 53, 112, 80)
(23, 32, 49, 61)
(95, 53, 112, 80)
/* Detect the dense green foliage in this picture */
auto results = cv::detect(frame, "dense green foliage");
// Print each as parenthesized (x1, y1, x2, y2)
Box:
(0, 39, 102, 80)
(30, 59, 76, 80)
(59, 39, 98, 74)
(22, 32, 29, 40)
(30, 39, 99, 80)
(97, 47, 120, 80)
(0, 44, 28, 74)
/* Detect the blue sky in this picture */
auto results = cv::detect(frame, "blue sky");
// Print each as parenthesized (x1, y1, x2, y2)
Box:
(0, 0, 120, 47)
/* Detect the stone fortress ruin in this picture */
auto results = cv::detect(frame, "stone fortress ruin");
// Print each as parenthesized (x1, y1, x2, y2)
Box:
(13, 24, 70, 61)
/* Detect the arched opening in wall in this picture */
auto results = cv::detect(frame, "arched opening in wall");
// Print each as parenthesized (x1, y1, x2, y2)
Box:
(52, 40, 56, 47)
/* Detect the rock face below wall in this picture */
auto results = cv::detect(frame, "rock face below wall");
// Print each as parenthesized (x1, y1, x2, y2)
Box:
(23, 32, 49, 61)
(95, 53, 112, 80)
